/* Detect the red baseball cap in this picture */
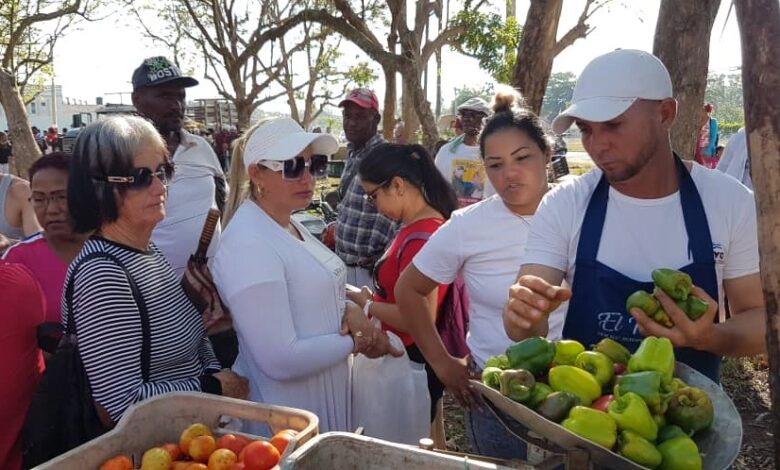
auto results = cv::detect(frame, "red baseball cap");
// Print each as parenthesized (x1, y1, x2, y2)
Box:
(338, 88, 379, 111)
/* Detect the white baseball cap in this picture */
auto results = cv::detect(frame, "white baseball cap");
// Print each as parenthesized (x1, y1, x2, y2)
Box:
(244, 117, 339, 171)
(552, 49, 674, 135)
(457, 97, 492, 115)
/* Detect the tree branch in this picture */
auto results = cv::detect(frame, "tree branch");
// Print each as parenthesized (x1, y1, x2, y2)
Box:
(553, 0, 610, 56)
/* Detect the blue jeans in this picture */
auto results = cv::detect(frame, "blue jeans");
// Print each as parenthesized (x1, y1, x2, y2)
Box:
(465, 405, 529, 460)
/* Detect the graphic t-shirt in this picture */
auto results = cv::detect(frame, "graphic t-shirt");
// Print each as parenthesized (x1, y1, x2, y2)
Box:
(434, 137, 495, 207)
(373, 218, 450, 347)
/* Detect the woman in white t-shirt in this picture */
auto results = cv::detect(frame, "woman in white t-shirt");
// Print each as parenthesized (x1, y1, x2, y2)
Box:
(395, 87, 566, 459)
(212, 118, 400, 433)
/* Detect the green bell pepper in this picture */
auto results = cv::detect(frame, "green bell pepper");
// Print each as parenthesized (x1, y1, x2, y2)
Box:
(614, 371, 665, 415)
(657, 425, 688, 443)
(481, 366, 503, 390)
(618, 430, 663, 469)
(549, 365, 602, 406)
(653, 413, 667, 429)
(593, 338, 632, 365)
(537, 391, 579, 422)
(607, 391, 658, 441)
(675, 297, 709, 321)
(499, 369, 535, 403)
(484, 354, 510, 370)
(554, 339, 586, 366)
(506, 337, 555, 375)
(562, 406, 617, 449)
(657, 436, 702, 470)
(575, 351, 615, 387)
(662, 377, 688, 394)
(665, 387, 714, 434)
(652, 269, 692, 301)
(527, 382, 553, 409)
(628, 336, 675, 386)
(626, 290, 660, 315)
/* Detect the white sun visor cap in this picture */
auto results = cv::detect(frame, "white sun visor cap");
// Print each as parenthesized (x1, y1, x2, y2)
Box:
(551, 49, 674, 135)
(243, 117, 339, 172)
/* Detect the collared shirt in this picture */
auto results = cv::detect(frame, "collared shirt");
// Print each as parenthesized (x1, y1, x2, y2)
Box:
(151, 130, 225, 277)
(335, 134, 398, 266)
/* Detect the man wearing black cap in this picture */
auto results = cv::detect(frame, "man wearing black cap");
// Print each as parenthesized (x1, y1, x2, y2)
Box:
(132, 57, 235, 367)
(131, 56, 226, 277)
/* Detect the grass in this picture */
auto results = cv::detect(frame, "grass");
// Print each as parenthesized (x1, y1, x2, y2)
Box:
(564, 138, 585, 153)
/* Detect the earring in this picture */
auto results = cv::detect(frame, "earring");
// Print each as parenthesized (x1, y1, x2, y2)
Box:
(255, 184, 265, 199)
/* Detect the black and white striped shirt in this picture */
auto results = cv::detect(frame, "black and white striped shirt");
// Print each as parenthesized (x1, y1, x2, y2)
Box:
(62, 237, 221, 422)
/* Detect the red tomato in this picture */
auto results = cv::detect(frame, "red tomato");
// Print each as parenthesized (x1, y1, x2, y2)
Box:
(270, 429, 297, 455)
(217, 434, 251, 456)
(591, 394, 615, 413)
(240, 441, 280, 470)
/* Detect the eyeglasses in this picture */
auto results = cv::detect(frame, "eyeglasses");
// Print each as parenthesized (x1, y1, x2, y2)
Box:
(257, 154, 328, 181)
(30, 192, 67, 208)
(94, 162, 175, 189)
(363, 179, 390, 204)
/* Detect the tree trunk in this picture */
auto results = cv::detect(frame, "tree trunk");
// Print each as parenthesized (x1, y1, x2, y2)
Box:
(402, 65, 439, 150)
(0, 68, 41, 175)
(236, 99, 253, 131)
(653, 0, 720, 159)
(511, 0, 563, 114)
(734, 0, 780, 462)
(401, 77, 420, 143)
(381, 65, 396, 140)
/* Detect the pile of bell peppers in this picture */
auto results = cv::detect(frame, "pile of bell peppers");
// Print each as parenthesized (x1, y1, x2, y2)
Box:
(626, 268, 710, 328)
(482, 336, 715, 469)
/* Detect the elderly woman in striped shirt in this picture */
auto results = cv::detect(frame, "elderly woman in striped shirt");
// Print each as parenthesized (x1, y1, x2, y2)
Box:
(63, 116, 247, 424)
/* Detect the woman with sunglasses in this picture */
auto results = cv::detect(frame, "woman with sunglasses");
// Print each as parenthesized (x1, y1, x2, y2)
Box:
(212, 118, 400, 433)
(63, 116, 248, 425)
(394, 87, 567, 459)
(2, 153, 89, 324)
(345, 144, 457, 433)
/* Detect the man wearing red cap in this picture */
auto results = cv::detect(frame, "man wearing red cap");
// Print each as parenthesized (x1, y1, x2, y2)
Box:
(336, 88, 397, 287)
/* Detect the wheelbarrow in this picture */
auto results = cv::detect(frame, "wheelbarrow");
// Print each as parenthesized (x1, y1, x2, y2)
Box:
(472, 362, 742, 469)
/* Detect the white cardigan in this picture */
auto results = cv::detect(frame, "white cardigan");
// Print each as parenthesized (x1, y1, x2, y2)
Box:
(212, 200, 353, 432)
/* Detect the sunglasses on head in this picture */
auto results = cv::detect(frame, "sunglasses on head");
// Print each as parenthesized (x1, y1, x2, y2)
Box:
(95, 162, 175, 188)
(257, 154, 328, 181)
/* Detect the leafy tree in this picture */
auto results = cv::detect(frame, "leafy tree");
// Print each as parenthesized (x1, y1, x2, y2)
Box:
(704, 72, 744, 130)
(450, 83, 494, 114)
(540, 72, 576, 122)
(0, 0, 99, 173)
(455, 9, 520, 83)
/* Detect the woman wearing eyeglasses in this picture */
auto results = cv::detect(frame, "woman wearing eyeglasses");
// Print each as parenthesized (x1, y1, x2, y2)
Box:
(212, 118, 400, 433)
(2, 153, 89, 324)
(62, 116, 248, 425)
(345, 144, 457, 428)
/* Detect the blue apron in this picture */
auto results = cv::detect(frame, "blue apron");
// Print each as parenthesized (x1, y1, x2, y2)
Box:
(562, 156, 721, 382)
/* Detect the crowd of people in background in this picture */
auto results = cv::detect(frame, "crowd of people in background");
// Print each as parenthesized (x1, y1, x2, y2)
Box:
(0, 49, 768, 470)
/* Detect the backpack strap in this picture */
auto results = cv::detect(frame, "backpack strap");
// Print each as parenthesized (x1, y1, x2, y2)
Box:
(65, 251, 152, 382)
(395, 231, 432, 265)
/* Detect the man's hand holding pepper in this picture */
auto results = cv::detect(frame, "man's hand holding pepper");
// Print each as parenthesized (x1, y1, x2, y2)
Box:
(504, 274, 572, 340)
(630, 285, 718, 352)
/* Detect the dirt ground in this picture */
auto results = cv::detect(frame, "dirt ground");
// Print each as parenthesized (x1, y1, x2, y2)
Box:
(443, 356, 774, 468)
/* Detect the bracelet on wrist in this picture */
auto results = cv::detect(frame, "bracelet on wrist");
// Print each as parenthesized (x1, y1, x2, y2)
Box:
(363, 299, 373, 317)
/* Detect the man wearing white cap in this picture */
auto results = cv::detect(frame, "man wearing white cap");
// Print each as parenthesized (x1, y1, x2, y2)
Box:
(434, 97, 495, 207)
(501, 49, 764, 385)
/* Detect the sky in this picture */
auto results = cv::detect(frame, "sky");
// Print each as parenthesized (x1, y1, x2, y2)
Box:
(50, 0, 743, 117)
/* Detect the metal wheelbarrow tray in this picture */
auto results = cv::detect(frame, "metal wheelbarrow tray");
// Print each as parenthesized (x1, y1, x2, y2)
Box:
(472, 362, 742, 469)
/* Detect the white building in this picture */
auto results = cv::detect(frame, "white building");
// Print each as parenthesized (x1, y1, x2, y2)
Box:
(0, 85, 102, 132)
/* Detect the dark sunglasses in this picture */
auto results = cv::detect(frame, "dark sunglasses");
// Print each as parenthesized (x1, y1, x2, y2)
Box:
(258, 154, 328, 181)
(94, 162, 175, 188)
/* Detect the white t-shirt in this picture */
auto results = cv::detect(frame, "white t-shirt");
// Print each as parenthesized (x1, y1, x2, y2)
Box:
(434, 138, 495, 207)
(152, 131, 224, 277)
(212, 200, 352, 432)
(523, 164, 759, 309)
(412, 195, 566, 369)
